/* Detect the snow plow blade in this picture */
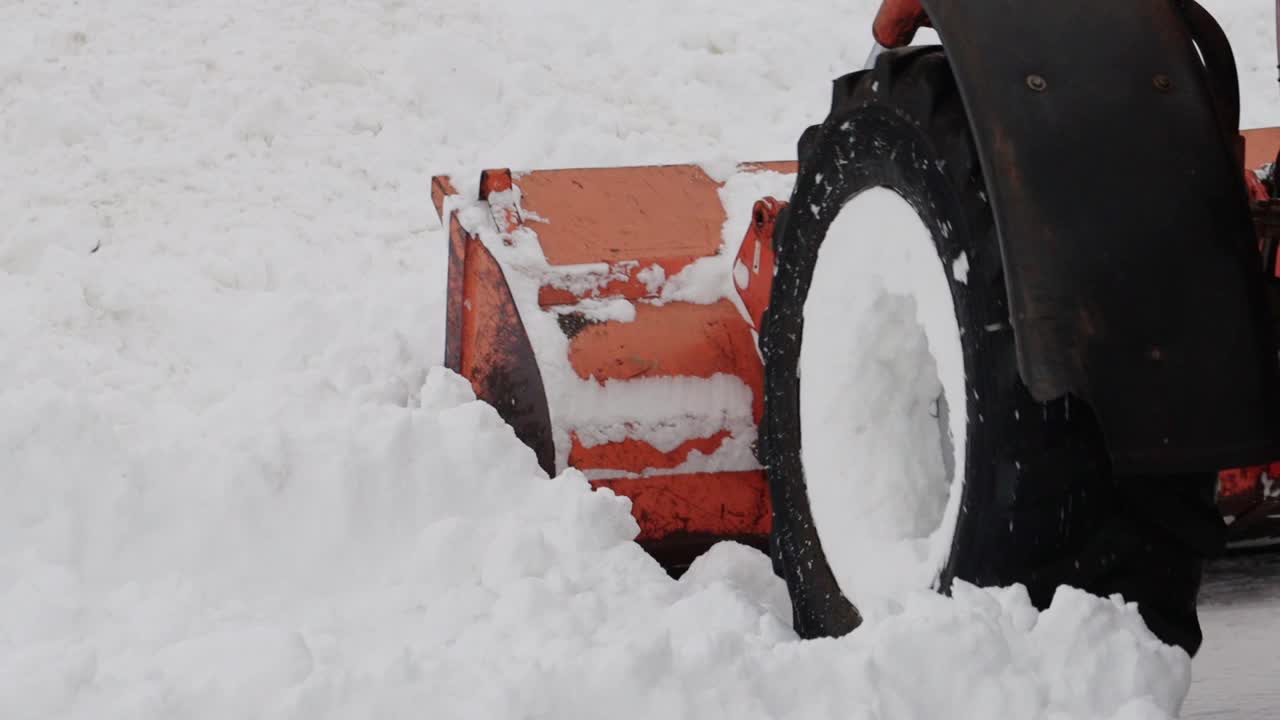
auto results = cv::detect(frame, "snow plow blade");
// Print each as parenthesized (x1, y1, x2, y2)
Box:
(430, 163, 795, 567)
(431, 151, 1280, 563)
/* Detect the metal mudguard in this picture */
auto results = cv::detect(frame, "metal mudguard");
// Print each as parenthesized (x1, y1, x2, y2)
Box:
(921, 0, 1280, 473)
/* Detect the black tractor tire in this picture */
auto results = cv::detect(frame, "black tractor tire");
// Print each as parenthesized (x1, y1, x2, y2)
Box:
(760, 47, 1225, 656)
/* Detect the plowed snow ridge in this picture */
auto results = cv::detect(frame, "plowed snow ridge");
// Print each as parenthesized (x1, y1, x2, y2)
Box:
(2, 1, 1273, 718)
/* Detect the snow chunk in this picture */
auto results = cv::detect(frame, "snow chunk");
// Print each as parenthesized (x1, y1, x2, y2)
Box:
(697, 158, 742, 183)
(952, 251, 970, 284)
(732, 259, 750, 289)
(637, 264, 667, 295)
(550, 297, 637, 324)
(420, 366, 477, 411)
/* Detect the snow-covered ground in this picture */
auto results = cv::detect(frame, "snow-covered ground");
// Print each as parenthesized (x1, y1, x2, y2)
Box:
(2, 1, 1277, 718)
(1183, 552, 1280, 718)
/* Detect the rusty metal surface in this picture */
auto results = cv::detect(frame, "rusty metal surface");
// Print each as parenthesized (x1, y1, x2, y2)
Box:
(436, 179, 466, 374)
(922, 0, 1280, 473)
(455, 231, 557, 475)
(433, 176, 556, 476)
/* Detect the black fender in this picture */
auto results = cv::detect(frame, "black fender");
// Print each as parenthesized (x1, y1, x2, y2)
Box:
(920, 0, 1280, 473)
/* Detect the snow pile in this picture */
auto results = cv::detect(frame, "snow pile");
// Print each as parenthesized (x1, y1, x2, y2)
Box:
(0, 371, 1191, 719)
(4, 0, 1276, 717)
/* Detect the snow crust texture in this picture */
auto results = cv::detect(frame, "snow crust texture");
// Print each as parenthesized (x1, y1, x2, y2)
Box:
(5, 0, 1274, 717)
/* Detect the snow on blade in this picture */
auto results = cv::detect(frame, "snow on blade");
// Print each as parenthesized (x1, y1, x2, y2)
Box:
(5, 0, 1271, 717)
(657, 168, 797, 321)
(452, 184, 763, 475)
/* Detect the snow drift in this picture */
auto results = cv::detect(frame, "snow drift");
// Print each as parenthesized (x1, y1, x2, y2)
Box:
(0, 369, 1192, 719)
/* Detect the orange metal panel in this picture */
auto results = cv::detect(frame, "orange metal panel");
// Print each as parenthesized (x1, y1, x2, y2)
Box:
(1242, 126, 1280, 170)
(567, 301, 763, 420)
(514, 166, 729, 266)
(480, 168, 514, 196)
(741, 161, 798, 175)
(590, 470, 771, 541)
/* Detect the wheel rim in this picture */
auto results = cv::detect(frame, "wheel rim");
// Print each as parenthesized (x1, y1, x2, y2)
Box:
(799, 187, 968, 618)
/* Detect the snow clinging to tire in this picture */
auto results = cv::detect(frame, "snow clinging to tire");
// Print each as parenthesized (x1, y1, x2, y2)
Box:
(801, 187, 967, 618)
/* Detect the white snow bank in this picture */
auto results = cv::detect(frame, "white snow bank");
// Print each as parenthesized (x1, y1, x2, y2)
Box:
(0, 370, 1191, 719)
